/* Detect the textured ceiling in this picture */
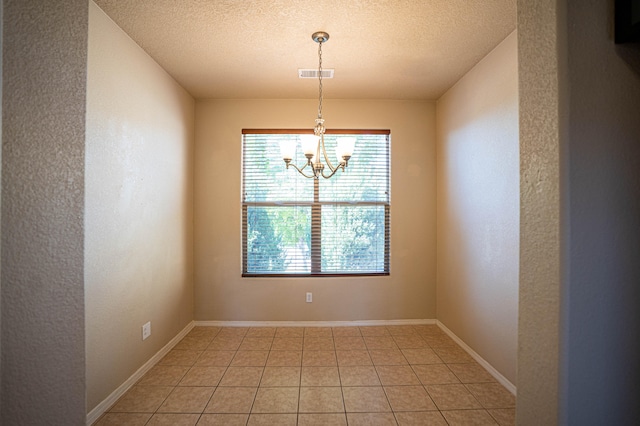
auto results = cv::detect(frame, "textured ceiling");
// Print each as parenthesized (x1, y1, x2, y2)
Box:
(94, 0, 516, 100)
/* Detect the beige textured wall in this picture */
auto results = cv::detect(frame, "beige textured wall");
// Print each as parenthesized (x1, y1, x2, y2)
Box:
(1, 0, 87, 422)
(435, 31, 519, 385)
(85, 2, 195, 411)
(517, 0, 564, 423)
(194, 99, 436, 321)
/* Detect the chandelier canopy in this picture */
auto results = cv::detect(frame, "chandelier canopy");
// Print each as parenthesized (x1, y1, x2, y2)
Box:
(280, 32, 355, 179)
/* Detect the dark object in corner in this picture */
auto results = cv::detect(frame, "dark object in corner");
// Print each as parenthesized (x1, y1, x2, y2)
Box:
(616, 0, 640, 43)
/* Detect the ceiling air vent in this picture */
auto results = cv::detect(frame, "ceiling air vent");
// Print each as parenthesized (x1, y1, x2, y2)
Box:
(298, 69, 334, 79)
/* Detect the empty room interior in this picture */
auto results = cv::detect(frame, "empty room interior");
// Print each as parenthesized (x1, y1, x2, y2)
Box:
(2, 0, 639, 425)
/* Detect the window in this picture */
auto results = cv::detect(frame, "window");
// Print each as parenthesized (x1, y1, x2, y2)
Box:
(242, 130, 390, 276)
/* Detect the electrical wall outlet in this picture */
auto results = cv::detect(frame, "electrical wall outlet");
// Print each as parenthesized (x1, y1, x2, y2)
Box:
(142, 321, 151, 340)
(306, 292, 313, 303)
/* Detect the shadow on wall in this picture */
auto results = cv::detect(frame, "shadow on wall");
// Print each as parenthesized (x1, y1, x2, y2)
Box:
(616, 42, 640, 74)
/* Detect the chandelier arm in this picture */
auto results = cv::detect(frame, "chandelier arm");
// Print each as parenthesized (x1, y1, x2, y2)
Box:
(320, 163, 345, 179)
(319, 134, 337, 172)
(316, 140, 322, 169)
(287, 162, 317, 179)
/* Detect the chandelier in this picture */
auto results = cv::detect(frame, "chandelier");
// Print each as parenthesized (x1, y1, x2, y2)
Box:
(280, 31, 355, 179)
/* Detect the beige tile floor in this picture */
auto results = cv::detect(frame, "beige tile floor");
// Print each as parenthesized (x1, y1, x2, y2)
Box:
(95, 325, 515, 425)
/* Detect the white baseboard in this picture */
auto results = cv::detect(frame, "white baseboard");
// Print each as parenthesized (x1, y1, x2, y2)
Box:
(193, 319, 436, 328)
(436, 320, 516, 395)
(86, 321, 195, 425)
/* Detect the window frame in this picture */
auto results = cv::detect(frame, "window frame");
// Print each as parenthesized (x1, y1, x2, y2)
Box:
(241, 129, 390, 278)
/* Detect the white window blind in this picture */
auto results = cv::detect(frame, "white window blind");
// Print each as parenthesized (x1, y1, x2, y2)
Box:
(242, 130, 390, 276)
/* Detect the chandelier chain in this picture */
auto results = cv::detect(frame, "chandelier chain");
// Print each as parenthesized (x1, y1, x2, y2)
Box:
(317, 39, 323, 119)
